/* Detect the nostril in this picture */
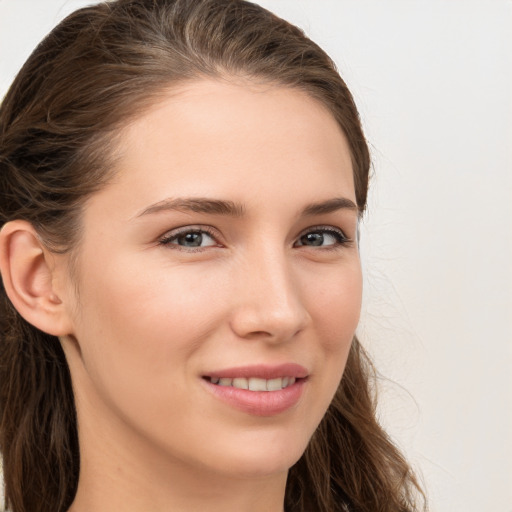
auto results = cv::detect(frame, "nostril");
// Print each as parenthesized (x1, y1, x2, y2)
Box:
(245, 330, 273, 339)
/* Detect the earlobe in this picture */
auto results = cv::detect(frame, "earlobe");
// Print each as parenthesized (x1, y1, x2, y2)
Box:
(0, 220, 73, 336)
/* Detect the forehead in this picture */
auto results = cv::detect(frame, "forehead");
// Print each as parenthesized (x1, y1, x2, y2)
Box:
(89, 79, 355, 219)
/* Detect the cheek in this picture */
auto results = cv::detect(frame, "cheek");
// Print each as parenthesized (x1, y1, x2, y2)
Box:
(71, 256, 226, 397)
(306, 259, 362, 349)
(296, 258, 362, 425)
(82, 251, 220, 329)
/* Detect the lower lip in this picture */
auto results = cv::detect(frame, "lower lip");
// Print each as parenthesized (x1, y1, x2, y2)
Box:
(202, 378, 306, 416)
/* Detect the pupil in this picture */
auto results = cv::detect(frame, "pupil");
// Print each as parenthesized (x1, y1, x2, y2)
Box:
(303, 233, 323, 246)
(180, 232, 202, 247)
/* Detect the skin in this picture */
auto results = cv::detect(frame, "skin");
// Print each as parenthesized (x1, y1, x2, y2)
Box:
(1, 79, 362, 512)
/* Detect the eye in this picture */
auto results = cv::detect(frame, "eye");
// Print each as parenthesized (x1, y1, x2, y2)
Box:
(294, 227, 349, 248)
(159, 227, 219, 250)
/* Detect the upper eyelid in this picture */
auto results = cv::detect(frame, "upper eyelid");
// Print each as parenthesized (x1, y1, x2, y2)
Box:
(158, 226, 220, 251)
(297, 225, 349, 239)
(159, 225, 219, 239)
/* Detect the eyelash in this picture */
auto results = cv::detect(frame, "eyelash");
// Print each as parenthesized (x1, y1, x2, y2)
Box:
(158, 225, 351, 252)
(158, 226, 219, 252)
(295, 226, 350, 250)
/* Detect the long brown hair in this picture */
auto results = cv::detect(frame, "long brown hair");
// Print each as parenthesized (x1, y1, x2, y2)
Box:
(0, 1, 425, 511)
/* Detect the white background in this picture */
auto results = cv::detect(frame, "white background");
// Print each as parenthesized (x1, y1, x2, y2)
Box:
(1, 1, 511, 511)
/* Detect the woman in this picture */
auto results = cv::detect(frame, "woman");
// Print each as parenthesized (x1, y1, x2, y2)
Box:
(0, 1, 425, 511)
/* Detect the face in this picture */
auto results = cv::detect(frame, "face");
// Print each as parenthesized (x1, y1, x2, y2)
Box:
(59, 79, 362, 480)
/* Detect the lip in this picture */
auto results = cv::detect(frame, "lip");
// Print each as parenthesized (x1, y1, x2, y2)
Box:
(201, 363, 308, 417)
(204, 363, 309, 380)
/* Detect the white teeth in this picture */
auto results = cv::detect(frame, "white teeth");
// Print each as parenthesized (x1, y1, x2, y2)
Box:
(210, 376, 297, 391)
(248, 377, 267, 391)
(266, 378, 283, 391)
(232, 377, 249, 390)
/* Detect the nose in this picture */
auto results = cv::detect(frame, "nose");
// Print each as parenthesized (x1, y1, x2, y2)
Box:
(229, 248, 310, 343)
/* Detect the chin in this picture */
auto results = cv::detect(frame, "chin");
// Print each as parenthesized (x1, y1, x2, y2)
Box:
(204, 431, 309, 479)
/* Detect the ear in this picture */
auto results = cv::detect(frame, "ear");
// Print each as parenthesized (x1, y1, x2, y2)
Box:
(0, 220, 74, 336)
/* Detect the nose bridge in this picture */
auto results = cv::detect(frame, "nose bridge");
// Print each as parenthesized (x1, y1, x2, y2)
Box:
(230, 242, 309, 341)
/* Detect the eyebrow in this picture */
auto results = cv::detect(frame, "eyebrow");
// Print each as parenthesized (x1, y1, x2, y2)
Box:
(137, 197, 246, 218)
(136, 196, 358, 219)
(301, 197, 358, 216)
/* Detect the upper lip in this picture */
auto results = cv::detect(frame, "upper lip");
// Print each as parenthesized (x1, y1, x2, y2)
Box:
(204, 363, 309, 380)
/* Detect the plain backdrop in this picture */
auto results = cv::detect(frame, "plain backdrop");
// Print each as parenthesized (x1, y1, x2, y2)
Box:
(1, 1, 511, 511)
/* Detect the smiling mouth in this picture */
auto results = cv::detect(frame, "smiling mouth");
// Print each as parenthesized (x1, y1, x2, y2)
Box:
(202, 366, 308, 415)
(204, 376, 300, 391)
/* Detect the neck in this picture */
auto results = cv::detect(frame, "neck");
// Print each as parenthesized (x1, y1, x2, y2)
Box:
(70, 459, 287, 512)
